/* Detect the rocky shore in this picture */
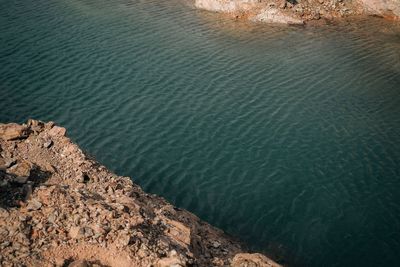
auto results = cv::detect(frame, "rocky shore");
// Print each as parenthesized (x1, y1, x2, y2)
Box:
(0, 120, 281, 267)
(194, 0, 400, 24)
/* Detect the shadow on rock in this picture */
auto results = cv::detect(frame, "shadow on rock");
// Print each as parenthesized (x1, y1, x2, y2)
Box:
(0, 165, 52, 209)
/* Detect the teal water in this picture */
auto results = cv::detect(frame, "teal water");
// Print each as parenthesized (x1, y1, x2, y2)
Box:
(1, 0, 400, 265)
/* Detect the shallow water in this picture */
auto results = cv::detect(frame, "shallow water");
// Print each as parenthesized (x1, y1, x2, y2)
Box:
(1, 0, 400, 265)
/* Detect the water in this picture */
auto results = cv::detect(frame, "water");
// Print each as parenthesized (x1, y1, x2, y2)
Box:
(1, 0, 400, 265)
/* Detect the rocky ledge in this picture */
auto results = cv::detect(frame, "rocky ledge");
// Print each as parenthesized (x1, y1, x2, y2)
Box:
(0, 120, 280, 267)
(194, 0, 400, 24)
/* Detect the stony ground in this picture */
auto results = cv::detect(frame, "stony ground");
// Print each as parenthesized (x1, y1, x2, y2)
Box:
(0, 120, 281, 267)
(194, 0, 400, 24)
(260, 0, 363, 21)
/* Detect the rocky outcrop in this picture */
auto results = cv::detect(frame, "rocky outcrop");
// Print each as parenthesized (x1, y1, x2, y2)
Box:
(194, 0, 400, 24)
(0, 120, 281, 267)
(195, 0, 306, 24)
(252, 8, 305, 24)
(358, 0, 400, 19)
(195, 0, 260, 13)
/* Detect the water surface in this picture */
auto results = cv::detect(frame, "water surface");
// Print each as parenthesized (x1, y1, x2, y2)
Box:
(1, 0, 400, 266)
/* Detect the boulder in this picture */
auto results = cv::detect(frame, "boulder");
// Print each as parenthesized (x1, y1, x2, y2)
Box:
(48, 126, 66, 137)
(359, 0, 400, 19)
(0, 123, 29, 140)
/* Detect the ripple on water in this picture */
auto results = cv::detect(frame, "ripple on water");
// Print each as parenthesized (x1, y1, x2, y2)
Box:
(1, 0, 400, 266)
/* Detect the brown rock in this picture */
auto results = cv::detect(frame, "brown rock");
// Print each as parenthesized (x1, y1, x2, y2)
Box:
(231, 253, 281, 267)
(54, 257, 65, 267)
(156, 251, 184, 267)
(279, 0, 286, 9)
(27, 199, 42, 211)
(0, 123, 29, 140)
(43, 139, 53, 148)
(164, 219, 191, 248)
(48, 126, 66, 137)
(0, 208, 9, 218)
(6, 161, 31, 179)
(69, 226, 85, 239)
(68, 260, 88, 267)
(0, 157, 7, 171)
(27, 119, 44, 134)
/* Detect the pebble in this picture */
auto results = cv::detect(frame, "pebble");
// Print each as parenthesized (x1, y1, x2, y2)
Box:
(43, 139, 53, 148)
(69, 226, 85, 239)
(212, 241, 221, 248)
(27, 199, 42, 211)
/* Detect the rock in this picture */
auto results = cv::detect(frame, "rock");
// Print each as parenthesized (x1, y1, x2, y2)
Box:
(164, 219, 191, 247)
(69, 226, 85, 239)
(0, 208, 9, 218)
(4, 158, 16, 168)
(231, 253, 281, 267)
(43, 139, 53, 148)
(48, 126, 66, 137)
(23, 183, 33, 200)
(83, 227, 93, 238)
(279, 0, 287, 9)
(7, 161, 31, 179)
(13, 176, 28, 184)
(253, 8, 304, 24)
(54, 258, 65, 267)
(0, 179, 8, 187)
(212, 241, 221, 248)
(156, 254, 184, 267)
(27, 119, 44, 128)
(116, 234, 131, 248)
(0, 123, 29, 140)
(359, 0, 400, 18)
(68, 260, 88, 267)
(0, 157, 6, 171)
(76, 172, 88, 183)
(47, 213, 57, 224)
(27, 119, 44, 134)
(27, 199, 42, 211)
(195, 0, 260, 13)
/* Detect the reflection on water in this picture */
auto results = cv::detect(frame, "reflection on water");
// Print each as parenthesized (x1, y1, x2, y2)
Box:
(1, 0, 400, 265)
